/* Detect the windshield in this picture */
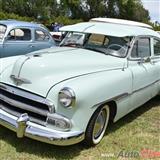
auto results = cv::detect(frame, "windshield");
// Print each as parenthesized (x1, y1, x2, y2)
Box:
(60, 32, 132, 58)
(0, 24, 7, 40)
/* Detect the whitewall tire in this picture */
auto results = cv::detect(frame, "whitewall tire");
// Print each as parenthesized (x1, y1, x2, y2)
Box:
(84, 105, 110, 146)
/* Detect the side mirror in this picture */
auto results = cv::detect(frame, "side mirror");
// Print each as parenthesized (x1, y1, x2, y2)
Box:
(137, 57, 151, 64)
(144, 57, 151, 63)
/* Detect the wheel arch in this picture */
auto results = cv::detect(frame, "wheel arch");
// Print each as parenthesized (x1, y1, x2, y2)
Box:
(84, 100, 117, 146)
(107, 101, 117, 122)
(86, 100, 117, 131)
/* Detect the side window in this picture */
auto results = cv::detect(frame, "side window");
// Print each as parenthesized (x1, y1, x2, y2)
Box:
(35, 30, 50, 41)
(7, 28, 31, 41)
(131, 38, 151, 58)
(153, 39, 160, 56)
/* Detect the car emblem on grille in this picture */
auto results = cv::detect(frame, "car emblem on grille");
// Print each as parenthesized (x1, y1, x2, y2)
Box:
(10, 75, 31, 84)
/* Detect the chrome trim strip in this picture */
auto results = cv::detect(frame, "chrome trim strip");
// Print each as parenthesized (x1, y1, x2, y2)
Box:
(92, 93, 129, 108)
(92, 79, 160, 108)
(0, 109, 84, 146)
(46, 67, 125, 98)
(151, 56, 160, 60)
(128, 56, 160, 63)
(132, 79, 160, 94)
(10, 75, 31, 84)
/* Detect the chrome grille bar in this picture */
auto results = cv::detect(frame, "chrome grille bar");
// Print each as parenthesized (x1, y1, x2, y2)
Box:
(0, 83, 55, 125)
(0, 94, 48, 116)
(0, 83, 52, 107)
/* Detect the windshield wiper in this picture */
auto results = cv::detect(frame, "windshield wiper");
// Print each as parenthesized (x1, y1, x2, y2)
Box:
(60, 42, 81, 47)
(84, 46, 106, 54)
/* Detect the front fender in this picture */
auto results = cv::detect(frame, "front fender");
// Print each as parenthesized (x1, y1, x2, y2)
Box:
(47, 68, 132, 132)
(0, 56, 21, 75)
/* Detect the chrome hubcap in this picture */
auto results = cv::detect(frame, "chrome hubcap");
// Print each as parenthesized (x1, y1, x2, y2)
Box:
(93, 109, 107, 139)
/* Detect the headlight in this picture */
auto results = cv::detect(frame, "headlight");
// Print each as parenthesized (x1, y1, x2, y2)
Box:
(59, 87, 76, 107)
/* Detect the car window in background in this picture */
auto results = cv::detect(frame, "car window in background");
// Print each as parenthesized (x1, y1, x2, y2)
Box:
(0, 24, 7, 40)
(35, 30, 50, 41)
(153, 39, 160, 56)
(60, 32, 85, 46)
(131, 38, 151, 58)
(7, 28, 31, 41)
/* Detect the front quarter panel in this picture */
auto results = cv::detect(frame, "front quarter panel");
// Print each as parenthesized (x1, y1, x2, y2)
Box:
(47, 68, 132, 132)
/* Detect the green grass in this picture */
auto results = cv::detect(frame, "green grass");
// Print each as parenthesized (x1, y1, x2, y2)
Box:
(0, 96, 159, 160)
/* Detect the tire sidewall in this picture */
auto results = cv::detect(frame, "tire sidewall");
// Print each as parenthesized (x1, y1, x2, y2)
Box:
(85, 105, 110, 146)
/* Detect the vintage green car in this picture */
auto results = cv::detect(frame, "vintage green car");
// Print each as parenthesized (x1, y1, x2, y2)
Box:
(0, 18, 160, 146)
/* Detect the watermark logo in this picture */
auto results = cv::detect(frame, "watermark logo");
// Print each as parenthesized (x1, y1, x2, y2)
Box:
(101, 149, 160, 159)
(118, 150, 139, 158)
(141, 149, 160, 158)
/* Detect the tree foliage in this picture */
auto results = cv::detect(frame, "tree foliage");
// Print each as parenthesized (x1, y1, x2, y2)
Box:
(116, 0, 150, 22)
(1, 0, 58, 20)
(0, 11, 33, 21)
(0, 0, 152, 24)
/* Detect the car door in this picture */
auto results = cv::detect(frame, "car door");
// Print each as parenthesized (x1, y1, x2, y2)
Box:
(128, 37, 158, 111)
(152, 38, 160, 94)
(33, 29, 53, 51)
(3, 27, 32, 57)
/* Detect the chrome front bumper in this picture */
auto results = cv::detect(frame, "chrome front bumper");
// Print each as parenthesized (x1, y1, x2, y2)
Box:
(0, 109, 84, 146)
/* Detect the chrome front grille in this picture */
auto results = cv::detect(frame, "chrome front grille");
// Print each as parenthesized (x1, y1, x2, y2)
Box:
(0, 83, 54, 126)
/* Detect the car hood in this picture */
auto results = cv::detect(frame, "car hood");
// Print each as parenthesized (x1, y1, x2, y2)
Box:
(1, 47, 126, 97)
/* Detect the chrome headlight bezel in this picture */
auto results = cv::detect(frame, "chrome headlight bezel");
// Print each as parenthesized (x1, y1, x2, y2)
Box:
(58, 87, 76, 108)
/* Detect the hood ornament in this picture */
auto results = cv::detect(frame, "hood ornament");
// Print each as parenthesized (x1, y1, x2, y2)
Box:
(10, 75, 31, 84)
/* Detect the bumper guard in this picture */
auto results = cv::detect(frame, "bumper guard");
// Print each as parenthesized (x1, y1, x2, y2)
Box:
(0, 109, 84, 146)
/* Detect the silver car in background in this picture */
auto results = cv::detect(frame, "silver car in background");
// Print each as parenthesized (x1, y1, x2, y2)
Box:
(0, 20, 55, 58)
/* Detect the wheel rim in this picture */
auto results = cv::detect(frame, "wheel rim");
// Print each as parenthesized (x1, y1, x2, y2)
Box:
(93, 107, 108, 140)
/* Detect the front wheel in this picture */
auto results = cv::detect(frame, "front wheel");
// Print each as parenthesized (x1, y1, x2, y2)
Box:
(84, 105, 110, 146)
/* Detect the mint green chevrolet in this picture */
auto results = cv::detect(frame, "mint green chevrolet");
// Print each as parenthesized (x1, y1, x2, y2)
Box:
(0, 18, 160, 146)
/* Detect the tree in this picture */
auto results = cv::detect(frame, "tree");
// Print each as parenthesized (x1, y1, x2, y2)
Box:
(1, 0, 58, 20)
(83, 0, 106, 20)
(116, 0, 150, 22)
(106, 0, 117, 18)
(60, 0, 84, 19)
(60, 0, 150, 22)
(0, 0, 150, 23)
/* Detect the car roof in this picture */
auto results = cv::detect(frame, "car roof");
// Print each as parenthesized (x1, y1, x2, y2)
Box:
(60, 20, 160, 38)
(90, 18, 153, 29)
(0, 20, 47, 29)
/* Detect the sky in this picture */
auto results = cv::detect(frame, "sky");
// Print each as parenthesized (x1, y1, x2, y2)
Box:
(141, 0, 160, 22)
